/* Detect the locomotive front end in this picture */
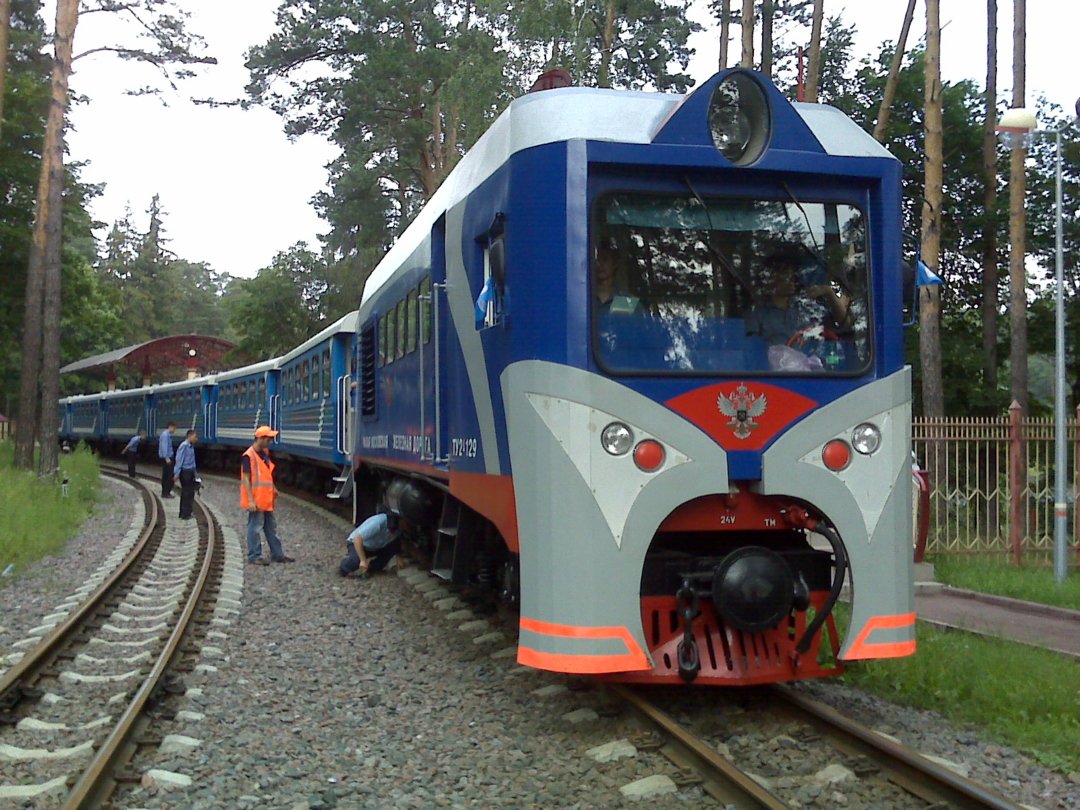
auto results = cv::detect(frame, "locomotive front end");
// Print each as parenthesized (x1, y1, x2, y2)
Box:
(505, 69, 915, 685)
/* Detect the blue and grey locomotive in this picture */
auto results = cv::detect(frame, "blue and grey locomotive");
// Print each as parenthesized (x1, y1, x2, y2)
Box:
(352, 68, 915, 685)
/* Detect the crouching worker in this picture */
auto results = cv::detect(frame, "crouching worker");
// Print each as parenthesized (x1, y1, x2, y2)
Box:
(339, 513, 407, 577)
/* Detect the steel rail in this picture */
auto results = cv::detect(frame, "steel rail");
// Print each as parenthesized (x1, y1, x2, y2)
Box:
(0, 471, 159, 704)
(63, 496, 219, 809)
(607, 684, 789, 809)
(770, 684, 1025, 810)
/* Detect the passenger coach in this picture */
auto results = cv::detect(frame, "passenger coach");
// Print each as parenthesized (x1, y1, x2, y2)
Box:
(353, 68, 916, 686)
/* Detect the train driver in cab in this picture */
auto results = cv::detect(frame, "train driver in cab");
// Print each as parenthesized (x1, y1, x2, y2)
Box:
(746, 251, 852, 368)
(594, 240, 643, 317)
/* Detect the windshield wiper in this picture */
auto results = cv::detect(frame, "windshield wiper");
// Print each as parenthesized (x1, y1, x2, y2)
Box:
(780, 181, 854, 296)
(682, 176, 756, 296)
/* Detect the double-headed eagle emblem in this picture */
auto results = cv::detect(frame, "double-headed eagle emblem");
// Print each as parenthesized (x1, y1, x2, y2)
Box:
(717, 384, 767, 439)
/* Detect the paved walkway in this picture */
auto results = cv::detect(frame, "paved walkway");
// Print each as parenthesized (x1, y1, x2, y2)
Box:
(915, 587, 1080, 661)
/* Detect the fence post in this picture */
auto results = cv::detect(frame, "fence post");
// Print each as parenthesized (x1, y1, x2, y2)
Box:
(1075, 405, 1080, 563)
(1009, 401, 1023, 566)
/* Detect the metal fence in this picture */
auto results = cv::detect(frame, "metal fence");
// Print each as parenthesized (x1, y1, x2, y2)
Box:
(913, 406, 1080, 560)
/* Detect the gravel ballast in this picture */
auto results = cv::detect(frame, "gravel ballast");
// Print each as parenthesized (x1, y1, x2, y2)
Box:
(1, 471, 1078, 808)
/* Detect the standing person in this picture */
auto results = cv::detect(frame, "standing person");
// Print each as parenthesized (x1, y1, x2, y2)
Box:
(122, 429, 146, 477)
(338, 512, 407, 577)
(158, 421, 177, 497)
(174, 429, 199, 520)
(241, 426, 295, 565)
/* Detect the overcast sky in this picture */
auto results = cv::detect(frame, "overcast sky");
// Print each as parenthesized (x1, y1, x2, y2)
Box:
(60, 0, 1078, 280)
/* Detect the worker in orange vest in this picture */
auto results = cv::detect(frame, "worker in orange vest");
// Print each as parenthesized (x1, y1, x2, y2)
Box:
(241, 426, 295, 565)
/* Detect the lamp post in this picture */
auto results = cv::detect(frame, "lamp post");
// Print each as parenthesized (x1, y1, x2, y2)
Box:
(999, 105, 1077, 583)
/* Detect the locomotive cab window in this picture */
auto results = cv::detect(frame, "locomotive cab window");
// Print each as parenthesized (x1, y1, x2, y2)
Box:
(592, 193, 870, 375)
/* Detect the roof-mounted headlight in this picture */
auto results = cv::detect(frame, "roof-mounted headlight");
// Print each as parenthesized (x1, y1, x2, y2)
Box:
(708, 72, 770, 165)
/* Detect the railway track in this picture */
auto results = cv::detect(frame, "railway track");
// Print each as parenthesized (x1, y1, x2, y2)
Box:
(609, 683, 1026, 809)
(0, 470, 224, 807)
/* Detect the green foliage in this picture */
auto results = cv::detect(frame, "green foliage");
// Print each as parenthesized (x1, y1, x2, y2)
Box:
(97, 196, 230, 350)
(0, 0, 51, 415)
(225, 243, 338, 360)
(495, 0, 699, 91)
(247, 0, 699, 281)
(0, 440, 102, 577)
(932, 555, 1080, 611)
(839, 619, 1080, 773)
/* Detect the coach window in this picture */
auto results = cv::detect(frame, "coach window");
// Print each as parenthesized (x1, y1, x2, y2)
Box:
(310, 358, 319, 400)
(322, 350, 331, 396)
(396, 300, 407, 360)
(257, 379, 265, 408)
(390, 306, 403, 365)
(239, 382, 246, 409)
(407, 289, 418, 353)
(378, 316, 387, 367)
(420, 277, 432, 344)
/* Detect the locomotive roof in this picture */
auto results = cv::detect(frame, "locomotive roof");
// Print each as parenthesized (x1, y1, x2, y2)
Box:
(360, 78, 893, 307)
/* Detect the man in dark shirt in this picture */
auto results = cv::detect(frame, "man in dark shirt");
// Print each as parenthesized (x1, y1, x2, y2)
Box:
(158, 422, 176, 497)
(122, 429, 146, 477)
(174, 429, 198, 520)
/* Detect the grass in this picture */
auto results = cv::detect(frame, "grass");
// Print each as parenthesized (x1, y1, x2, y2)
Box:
(0, 440, 101, 579)
(931, 554, 1080, 612)
(831, 604, 1080, 774)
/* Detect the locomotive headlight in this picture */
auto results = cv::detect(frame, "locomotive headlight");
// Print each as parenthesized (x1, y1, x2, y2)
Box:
(708, 72, 770, 165)
(851, 423, 882, 455)
(601, 422, 633, 456)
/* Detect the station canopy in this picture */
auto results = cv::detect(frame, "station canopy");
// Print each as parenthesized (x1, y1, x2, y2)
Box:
(60, 335, 237, 385)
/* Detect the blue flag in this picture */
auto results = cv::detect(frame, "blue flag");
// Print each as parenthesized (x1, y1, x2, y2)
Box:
(916, 259, 942, 287)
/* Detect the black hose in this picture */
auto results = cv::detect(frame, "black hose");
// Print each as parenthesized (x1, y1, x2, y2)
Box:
(795, 522, 848, 654)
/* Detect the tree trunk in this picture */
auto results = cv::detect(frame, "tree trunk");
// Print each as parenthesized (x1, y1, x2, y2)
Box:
(760, 0, 773, 78)
(981, 0, 999, 395)
(804, 0, 824, 102)
(873, 0, 918, 142)
(14, 142, 49, 469)
(740, 0, 754, 68)
(33, 0, 79, 477)
(598, 0, 616, 88)
(0, 0, 11, 144)
(718, 0, 731, 71)
(920, 0, 945, 418)
(1008, 0, 1027, 413)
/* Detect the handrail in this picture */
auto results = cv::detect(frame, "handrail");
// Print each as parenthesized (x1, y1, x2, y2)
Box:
(433, 282, 448, 464)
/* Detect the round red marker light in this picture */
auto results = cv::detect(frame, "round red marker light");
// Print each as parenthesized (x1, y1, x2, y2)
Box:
(822, 440, 851, 471)
(633, 439, 665, 472)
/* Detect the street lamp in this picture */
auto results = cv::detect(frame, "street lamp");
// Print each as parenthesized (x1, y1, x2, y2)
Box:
(999, 105, 1078, 583)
